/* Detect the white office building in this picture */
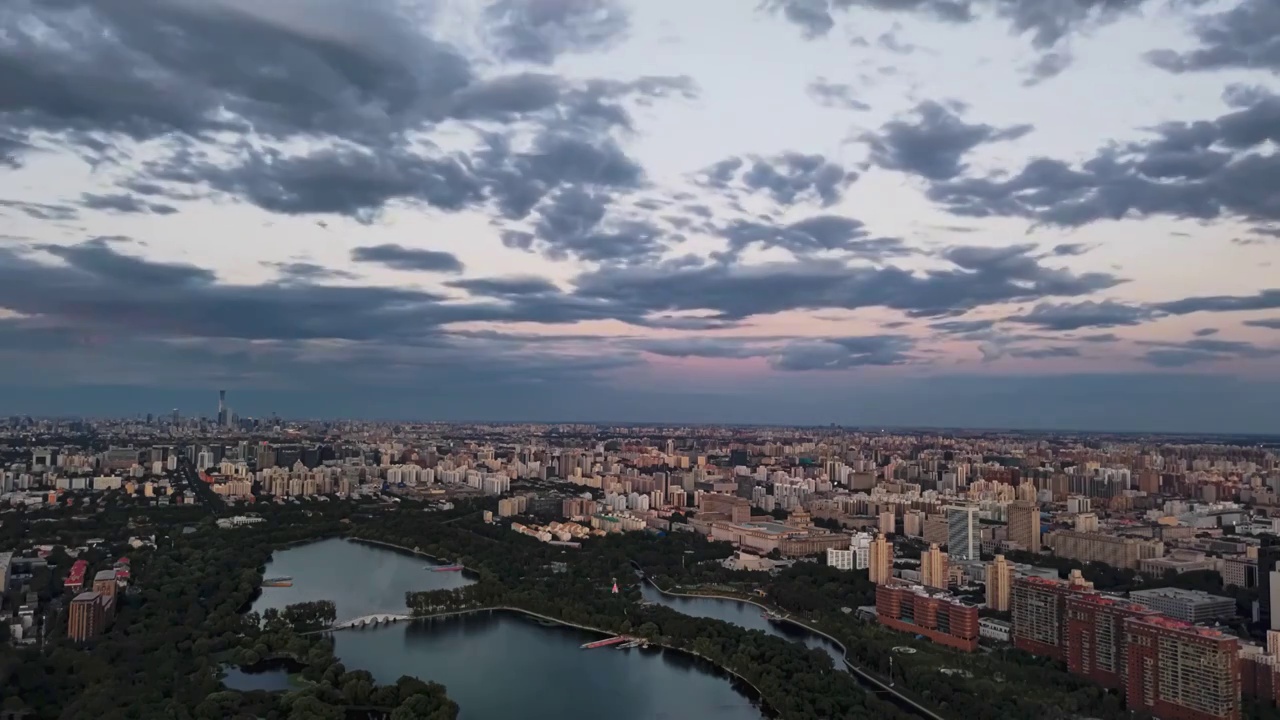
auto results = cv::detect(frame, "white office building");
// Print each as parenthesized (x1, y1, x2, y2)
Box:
(947, 505, 979, 561)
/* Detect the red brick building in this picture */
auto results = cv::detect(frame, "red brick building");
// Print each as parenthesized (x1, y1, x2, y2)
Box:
(875, 582, 979, 652)
(1124, 615, 1239, 720)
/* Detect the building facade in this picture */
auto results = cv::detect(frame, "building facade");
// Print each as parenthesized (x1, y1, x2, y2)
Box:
(876, 582, 979, 652)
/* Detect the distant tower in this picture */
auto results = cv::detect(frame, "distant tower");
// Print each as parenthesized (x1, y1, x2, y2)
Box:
(611, 578, 618, 595)
(217, 390, 228, 427)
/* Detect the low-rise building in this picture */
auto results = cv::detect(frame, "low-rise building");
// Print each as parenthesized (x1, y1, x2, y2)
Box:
(1129, 587, 1237, 624)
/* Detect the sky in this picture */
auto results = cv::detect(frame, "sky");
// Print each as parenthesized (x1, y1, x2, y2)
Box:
(1, 0, 1279, 432)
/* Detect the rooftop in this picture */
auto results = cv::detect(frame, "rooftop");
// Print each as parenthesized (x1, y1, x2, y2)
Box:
(1130, 587, 1235, 603)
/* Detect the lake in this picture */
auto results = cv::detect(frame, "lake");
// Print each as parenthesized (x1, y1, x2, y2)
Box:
(245, 538, 766, 720)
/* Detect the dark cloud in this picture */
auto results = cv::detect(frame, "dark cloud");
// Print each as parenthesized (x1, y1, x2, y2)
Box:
(1006, 300, 1157, 331)
(0, 133, 28, 168)
(806, 79, 871, 111)
(516, 185, 670, 264)
(1139, 338, 1280, 367)
(0, 0, 693, 226)
(927, 90, 1280, 227)
(863, 100, 1033, 181)
(1023, 50, 1073, 86)
(350, 244, 465, 273)
(929, 319, 997, 333)
(1154, 290, 1280, 316)
(447, 276, 561, 297)
(877, 24, 918, 54)
(1193, 327, 1219, 337)
(1007, 345, 1081, 359)
(0, 199, 80, 221)
(629, 337, 767, 360)
(482, 0, 630, 64)
(572, 242, 1122, 321)
(1146, 0, 1280, 74)
(80, 193, 178, 215)
(764, 0, 972, 40)
(718, 216, 912, 259)
(698, 152, 858, 207)
(770, 335, 916, 370)
(1076, 333, 1120, 343)
(262, 261, 358, 283)
(1051, 243, 1092, 256)
(1245, 318, 1280, 330)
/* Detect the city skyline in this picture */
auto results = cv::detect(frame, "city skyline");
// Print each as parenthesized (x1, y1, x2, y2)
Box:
(1, 0, 1279, 431)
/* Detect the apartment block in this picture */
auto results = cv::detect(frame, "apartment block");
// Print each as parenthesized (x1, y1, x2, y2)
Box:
(1124, 616, 1240, 720)
(1045, 530, 1163, 570)
(876, 582, 980, 652)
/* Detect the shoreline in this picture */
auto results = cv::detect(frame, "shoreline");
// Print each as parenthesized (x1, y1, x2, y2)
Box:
(301, 538, 777, 717)
(641, 577, 945, 720)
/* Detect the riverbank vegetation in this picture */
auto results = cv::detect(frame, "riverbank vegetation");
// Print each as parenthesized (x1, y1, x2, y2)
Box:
(357, 514, 911, 720)
(0, 506, 460, 719)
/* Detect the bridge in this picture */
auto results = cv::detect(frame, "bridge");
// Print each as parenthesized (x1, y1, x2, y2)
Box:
(329, 613, 413, 631)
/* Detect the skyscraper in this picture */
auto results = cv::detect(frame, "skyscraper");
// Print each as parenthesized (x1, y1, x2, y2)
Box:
(1009, 500, 1040, 552)
(869, 533, 893, 585)
(921, 543, 949, 590)
(947, 504, 979, 561)
(986, 554, 1011, 612)
(217, 390, 228, 427)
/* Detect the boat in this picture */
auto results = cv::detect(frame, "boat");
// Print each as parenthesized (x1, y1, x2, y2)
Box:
(262, 576, 293, 588)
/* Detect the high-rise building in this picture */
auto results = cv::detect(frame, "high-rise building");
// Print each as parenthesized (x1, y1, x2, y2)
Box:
(878, 510, 895, 535)
(921, 543, 949, 590)
(903, 510, 924, 537)
(869, 533, 893, 585)
(827, 547, 854, 570)
(986, 554, 1012, 612)
(217, 389, 227, 427)
(1008, 500, 1040, 552)
(1011, 575, 1092, 660)
(68, 591, 108, 642)
(850, 532, 872, 570)
(947, 505, 979, 561)
(1066, 593, 1158, 691)
(1124, 615, 1240, 720)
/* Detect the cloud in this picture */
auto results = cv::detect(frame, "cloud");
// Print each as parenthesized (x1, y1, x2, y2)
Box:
(482, 0, 630, 64)
(350, 244, 465, 273)
(697, 152, 858, 207)
(1023, 50, 1073, 86)
(1007, 345, 1081, 359)
(926, 89, 1280, 228)
(718, 216, 912, 259)
(863, 100, 1033, 181)
(1051, 243, 1092, 256)
(1076, 333, 1120, 343)
(1138, 338, 1280, 367)
(1153, 289, 1280, 316)
(447, 276, 562, 297)
(629, 337, 769, 360)
(1146, 0, 1280, 74)
(0, 133, 28, 168)
(770, 335, 916, 370)
(0, 200, 79, 221)
(80, 193, 178, 215)
(1005, 300, 1157, 330)
(1245, 318, 1280, 330)
(1193, 327, 1218, 337)
(262, 261, 358, 283)
(572, 242, 1122, 321)
(806, 78, 871, 110)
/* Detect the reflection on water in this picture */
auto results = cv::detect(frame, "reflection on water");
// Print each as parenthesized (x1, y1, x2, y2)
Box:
(248, 539, 765, 719)
(251, 538, 474, 620)
(639, 583, 847, 669)
(338, 613, 763, 720)
(221, 667, 292, 692)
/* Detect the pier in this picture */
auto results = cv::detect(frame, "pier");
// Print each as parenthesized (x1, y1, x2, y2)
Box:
(581, 635, 629, 649)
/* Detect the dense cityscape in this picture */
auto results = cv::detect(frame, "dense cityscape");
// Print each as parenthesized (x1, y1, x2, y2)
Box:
(0, 391, 1278, 718)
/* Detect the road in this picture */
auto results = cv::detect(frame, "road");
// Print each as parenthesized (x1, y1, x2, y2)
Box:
(174, 455, 224, 511)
